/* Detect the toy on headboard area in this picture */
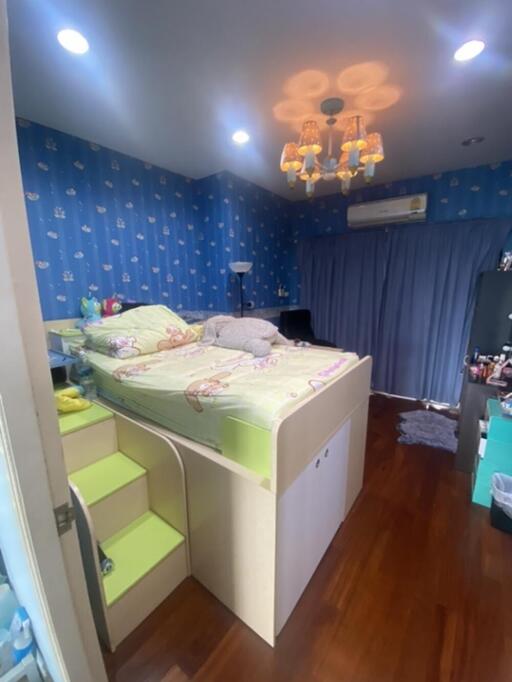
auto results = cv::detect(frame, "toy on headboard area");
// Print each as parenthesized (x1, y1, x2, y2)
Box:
(77, 295, 102, 329)
(102, 297, 122, 317)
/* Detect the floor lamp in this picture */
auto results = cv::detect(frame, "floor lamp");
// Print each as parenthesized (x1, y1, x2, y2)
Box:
(229, 261, 253, 317)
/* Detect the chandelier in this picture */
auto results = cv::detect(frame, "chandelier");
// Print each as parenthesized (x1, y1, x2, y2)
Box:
(279, 97, 384, 198)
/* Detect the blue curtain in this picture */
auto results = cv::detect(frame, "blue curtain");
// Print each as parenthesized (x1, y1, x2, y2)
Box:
(298, 231, 388, 358)
(299, 220, 511, 405)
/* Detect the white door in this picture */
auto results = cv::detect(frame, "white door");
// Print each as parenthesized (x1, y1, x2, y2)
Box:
(0, 4, 107, 680)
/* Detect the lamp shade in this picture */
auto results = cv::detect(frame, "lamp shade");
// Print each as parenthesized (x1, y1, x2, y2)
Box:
(229, 261, 253, 274)
(298, 120, 322, 156)
(341, 115, 367, 152)
(360, 132, 384, 164)
(280, 143, 302, 172)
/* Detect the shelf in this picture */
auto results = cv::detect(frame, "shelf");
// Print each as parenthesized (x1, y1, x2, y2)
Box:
(0, 653, 40, 682)
(102, 511, 185, 606)
(69, 451, 146, 506)
(59, 402, 113, 436)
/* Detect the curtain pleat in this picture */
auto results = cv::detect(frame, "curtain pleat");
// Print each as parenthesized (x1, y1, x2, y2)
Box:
(299, 220, 511, 405)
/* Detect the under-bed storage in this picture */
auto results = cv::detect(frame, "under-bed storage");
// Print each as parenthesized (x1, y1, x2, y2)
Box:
(276, 420, 351, 633)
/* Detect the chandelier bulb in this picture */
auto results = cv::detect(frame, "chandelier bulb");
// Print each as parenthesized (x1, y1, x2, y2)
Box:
(304, 150, 316, 177)
(306, 178, 315, 198)
(341, 177, 351, 196)
(364, 161, 376, 184)
(287, 167, 297, 188)
(349, 149, 360, 172)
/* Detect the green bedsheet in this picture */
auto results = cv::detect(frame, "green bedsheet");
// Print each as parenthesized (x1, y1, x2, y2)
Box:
(87, 343, 359, 455)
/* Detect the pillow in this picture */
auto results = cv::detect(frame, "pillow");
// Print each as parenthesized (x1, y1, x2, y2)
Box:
(83, 305, 199, 358)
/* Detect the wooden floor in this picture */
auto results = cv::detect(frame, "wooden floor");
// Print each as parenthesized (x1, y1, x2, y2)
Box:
(104, 395, 512, 682)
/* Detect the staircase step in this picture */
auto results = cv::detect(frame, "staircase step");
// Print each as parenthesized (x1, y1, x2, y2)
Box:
(102, 511, 185, 606)
(69, 451, 146, 506)
(63, 416, 118, 474)
(59, 402, 113, 436)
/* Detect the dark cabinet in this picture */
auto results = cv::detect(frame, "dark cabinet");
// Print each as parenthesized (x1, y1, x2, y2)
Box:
(455, 271, 512, 473)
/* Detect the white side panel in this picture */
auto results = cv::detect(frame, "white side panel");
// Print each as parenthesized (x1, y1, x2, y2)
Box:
(180, 443, 277, 645)
(275, 420, 350, 635)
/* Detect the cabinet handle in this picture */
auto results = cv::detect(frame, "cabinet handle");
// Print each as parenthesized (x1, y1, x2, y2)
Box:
(315, 459, 320, 469)
(324, 448, 329, 458)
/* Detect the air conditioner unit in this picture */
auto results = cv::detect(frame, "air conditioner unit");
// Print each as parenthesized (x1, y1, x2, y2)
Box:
(347, 193, 428, 229)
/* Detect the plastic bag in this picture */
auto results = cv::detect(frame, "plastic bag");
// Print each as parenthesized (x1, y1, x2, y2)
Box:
(491, 473, 512, 519)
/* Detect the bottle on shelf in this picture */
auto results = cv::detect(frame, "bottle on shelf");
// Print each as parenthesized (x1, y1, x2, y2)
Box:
(75, 350, 97, 401)
(0, 584, 18, 630)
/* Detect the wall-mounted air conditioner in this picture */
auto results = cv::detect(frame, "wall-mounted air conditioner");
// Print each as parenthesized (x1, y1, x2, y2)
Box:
(347, 193, 428, 229)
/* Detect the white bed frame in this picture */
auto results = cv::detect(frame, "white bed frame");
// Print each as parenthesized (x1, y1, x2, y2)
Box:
(45, 320, 371, 643)
(96, 353, 372, 645)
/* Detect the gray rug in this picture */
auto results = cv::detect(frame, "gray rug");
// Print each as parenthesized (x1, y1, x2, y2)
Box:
(397, 410, 458, 453)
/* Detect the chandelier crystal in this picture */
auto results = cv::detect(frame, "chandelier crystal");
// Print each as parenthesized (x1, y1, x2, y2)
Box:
(279, 97, 384, 197)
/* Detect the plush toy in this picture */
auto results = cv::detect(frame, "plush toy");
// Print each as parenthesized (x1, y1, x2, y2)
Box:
(102, 298, 122, 317)
(77, 295, 102, 329)
(54, 386, 91, 413)
(201, 315, 292, 357)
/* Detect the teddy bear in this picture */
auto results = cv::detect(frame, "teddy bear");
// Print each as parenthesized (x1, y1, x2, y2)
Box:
(201, 316, 291, 357)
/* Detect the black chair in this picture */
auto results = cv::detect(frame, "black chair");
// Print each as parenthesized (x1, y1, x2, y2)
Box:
(279, 309, 336, 347)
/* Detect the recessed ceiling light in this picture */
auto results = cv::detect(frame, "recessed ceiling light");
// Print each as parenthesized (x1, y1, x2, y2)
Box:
(461, 136, 485, 146)
(454, 40, 485, 62)
(232, 130, 250, 144)
(57, 29, 89, 55)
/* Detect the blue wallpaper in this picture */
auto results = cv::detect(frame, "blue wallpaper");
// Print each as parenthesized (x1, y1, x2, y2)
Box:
(290, 161, 512, 301)
(16, 119, 292, 320)
(17, 117, 512, 320)
(292, 161, 512, 237)
(193, 172, 293, 313)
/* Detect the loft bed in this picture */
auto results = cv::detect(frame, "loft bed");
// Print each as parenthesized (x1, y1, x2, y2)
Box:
(46, 311, 372, 646)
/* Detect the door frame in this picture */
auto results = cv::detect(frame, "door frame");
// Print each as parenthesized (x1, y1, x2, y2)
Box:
(0, 3, 107, 680)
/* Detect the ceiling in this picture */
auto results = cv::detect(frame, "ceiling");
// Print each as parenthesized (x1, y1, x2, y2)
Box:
(7, 0, 512, 199)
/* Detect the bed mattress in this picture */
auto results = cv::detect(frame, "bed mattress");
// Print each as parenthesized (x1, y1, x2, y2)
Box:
(87, 343, 359, 451)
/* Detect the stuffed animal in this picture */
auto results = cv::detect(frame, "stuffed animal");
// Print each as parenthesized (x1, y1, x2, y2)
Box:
(54, 386, 91, 413)
(77, 295, 102, 329)
(201, 315, 291, 357)
(102, 298, 122, 317)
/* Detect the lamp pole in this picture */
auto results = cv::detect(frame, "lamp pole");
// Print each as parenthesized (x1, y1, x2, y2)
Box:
(229, 262, 253, 318)
(238, 272, 245, 318)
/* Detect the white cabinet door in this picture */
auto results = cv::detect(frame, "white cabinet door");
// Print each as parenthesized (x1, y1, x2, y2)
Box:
(276, 419, 351, 634)
(316, 422, 350, 551)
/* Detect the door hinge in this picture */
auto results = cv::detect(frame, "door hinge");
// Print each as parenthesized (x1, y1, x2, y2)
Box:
(54, 502, 75, 536)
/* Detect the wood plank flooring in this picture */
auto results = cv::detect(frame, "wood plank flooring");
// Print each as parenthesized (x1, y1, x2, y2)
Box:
(104, 395, 512, 682)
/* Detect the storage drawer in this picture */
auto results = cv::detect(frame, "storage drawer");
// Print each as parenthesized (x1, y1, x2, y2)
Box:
(275, 420, 351, 633)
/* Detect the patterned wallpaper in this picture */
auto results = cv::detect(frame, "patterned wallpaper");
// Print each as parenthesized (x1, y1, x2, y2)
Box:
(16, 119, 293, 320)
(292, 161, 512, 238)
(193, 172, 293, 313)
(289, 161, 512, 301)
(17, 117, 512, 320)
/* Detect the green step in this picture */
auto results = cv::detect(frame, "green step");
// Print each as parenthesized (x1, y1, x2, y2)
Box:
(102, 511, 185, 606)
(59, 403, 113, 436)
(69, 451, 146, 506)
